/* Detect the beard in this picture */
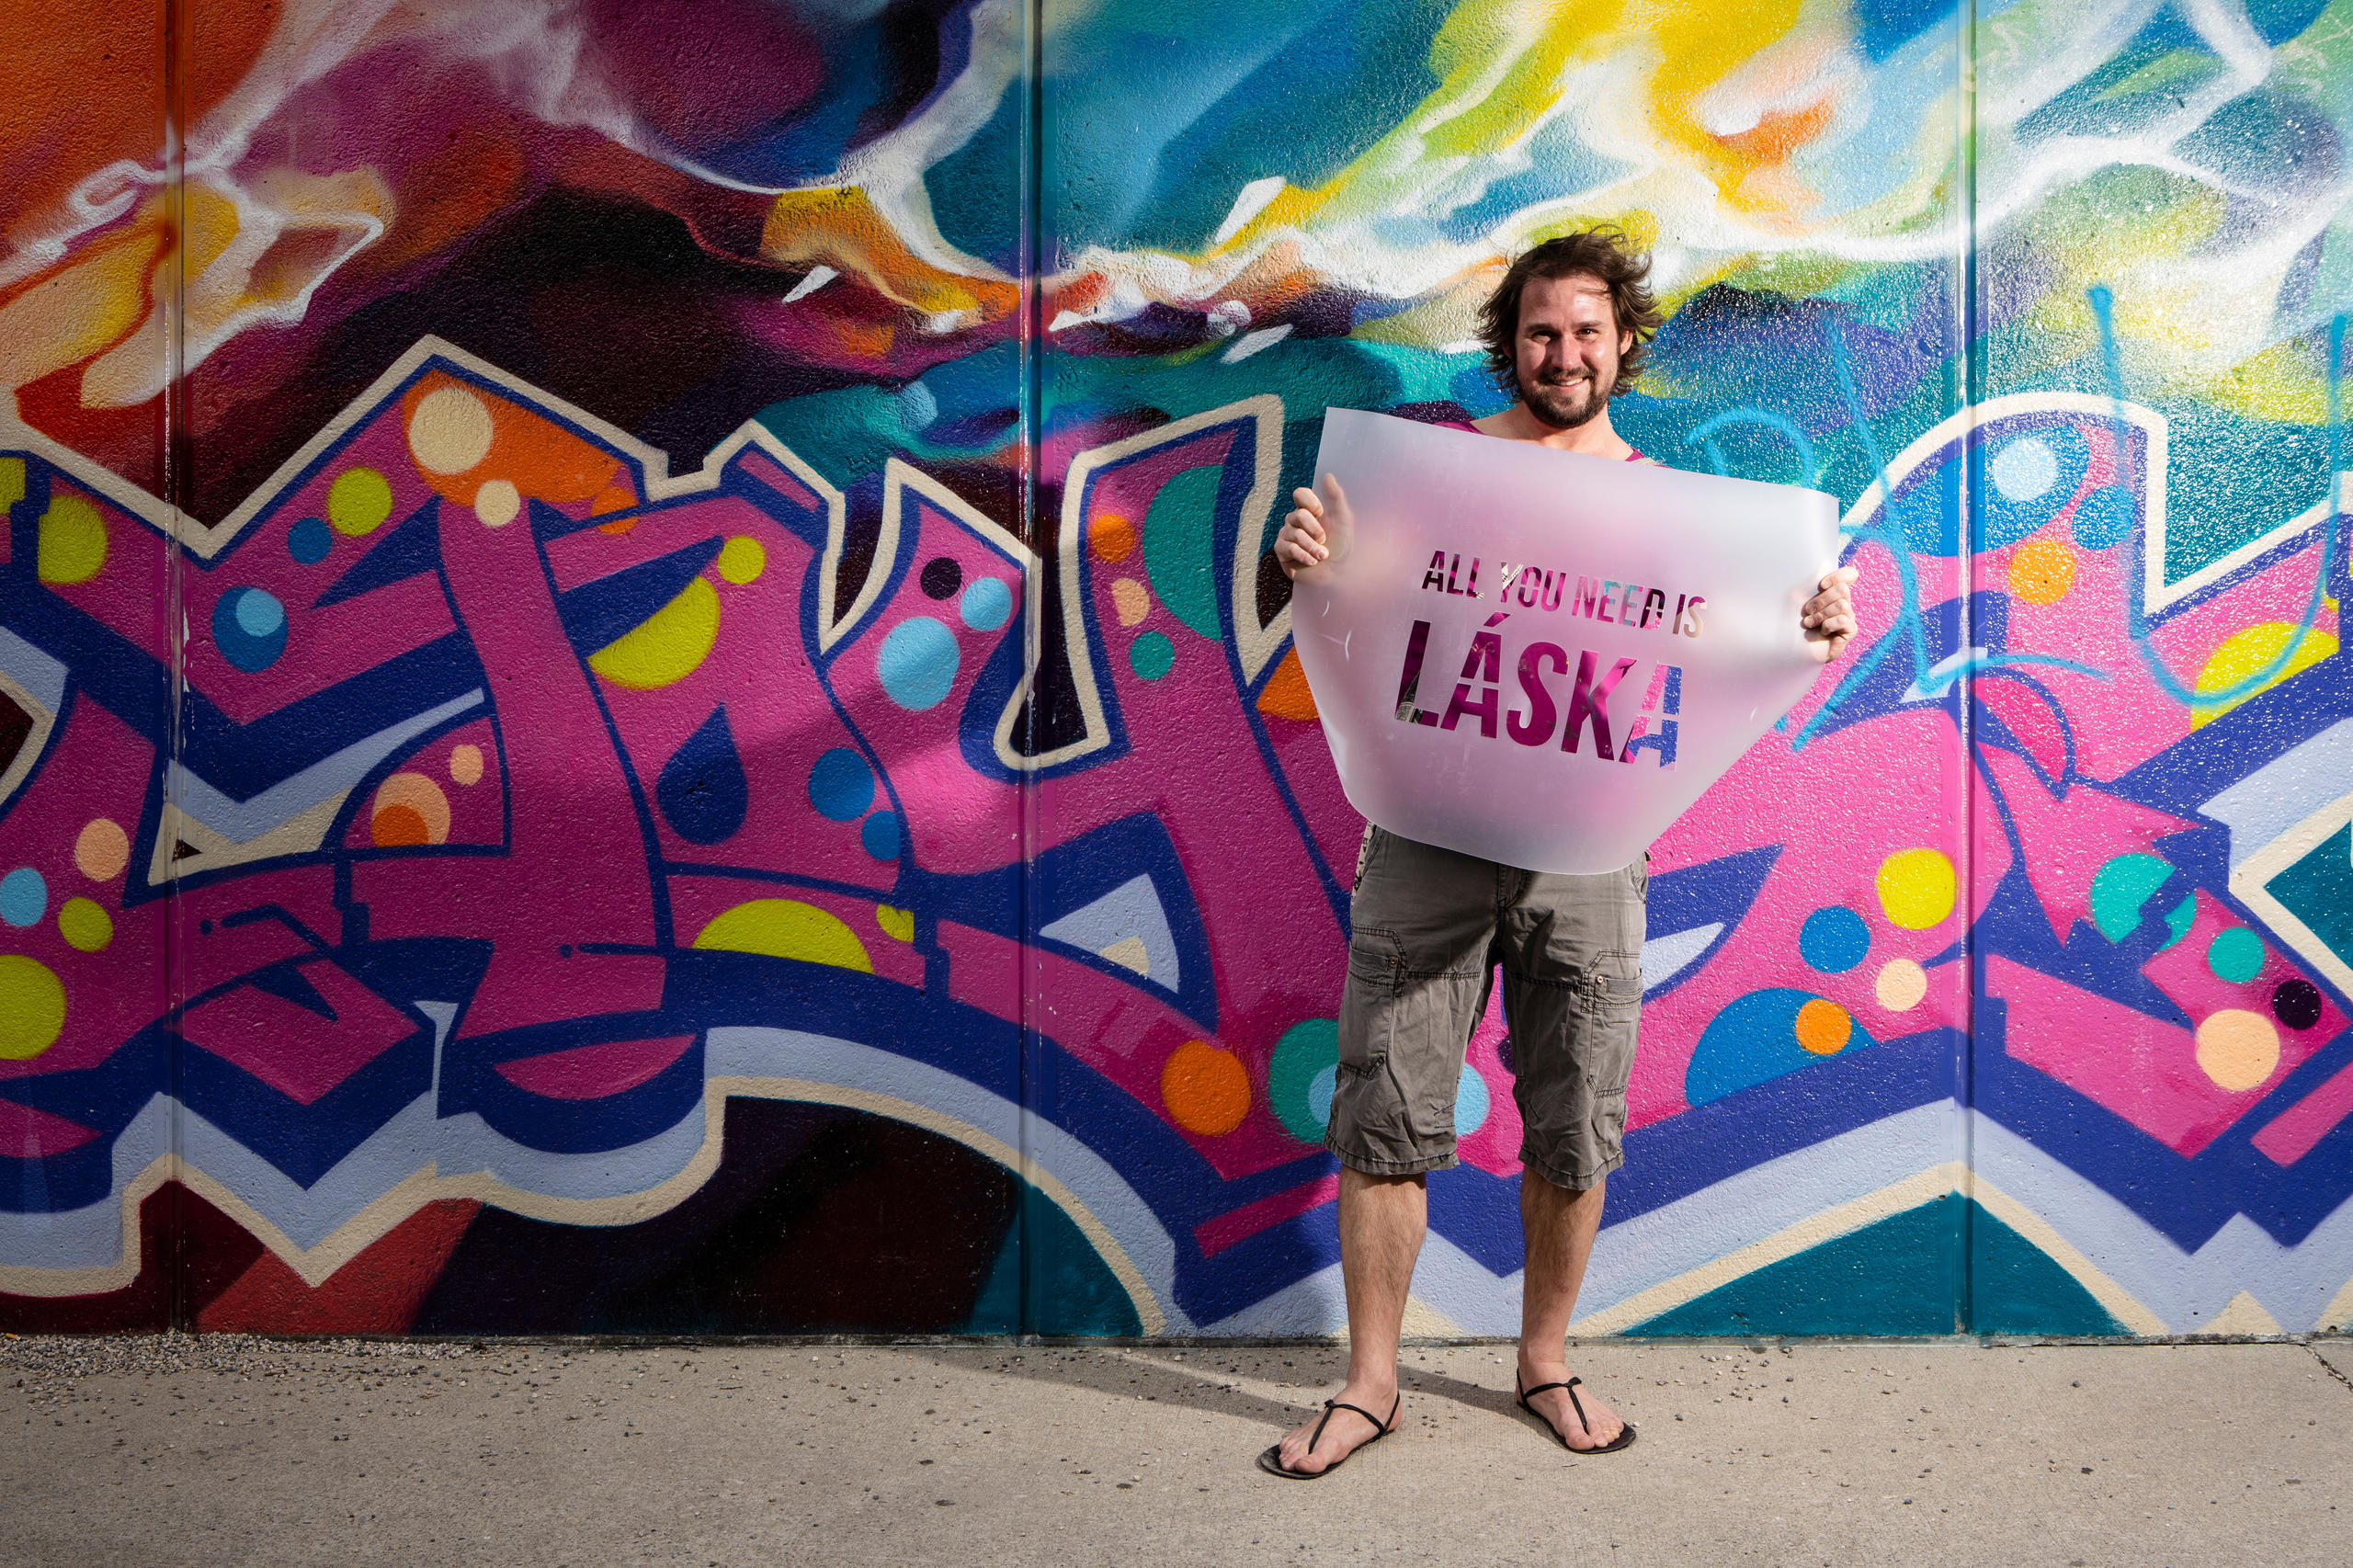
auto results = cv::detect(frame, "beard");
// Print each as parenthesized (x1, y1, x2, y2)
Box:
(1518, 369, 1612, 429)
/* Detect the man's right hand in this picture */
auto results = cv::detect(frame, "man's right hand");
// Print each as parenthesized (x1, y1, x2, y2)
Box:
(1275, 481, 1333, 578)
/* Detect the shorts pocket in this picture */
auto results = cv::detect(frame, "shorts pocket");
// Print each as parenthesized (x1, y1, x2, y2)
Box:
(1331, 992, 1418, 1165)
(1583, 1040, 1636, 1099)
(1345, 926, 1407, 994)
(1587, 1085, 1629, 1166)
(1577, 949, 1643, 1026)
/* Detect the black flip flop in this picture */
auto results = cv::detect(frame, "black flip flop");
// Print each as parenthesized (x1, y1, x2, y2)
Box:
(1516, 1372, 1637, 1454)
(1256, 1394, 1402, 1479)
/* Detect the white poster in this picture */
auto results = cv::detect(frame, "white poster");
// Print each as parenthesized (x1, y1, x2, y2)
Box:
(1291, 410, 1843, 874)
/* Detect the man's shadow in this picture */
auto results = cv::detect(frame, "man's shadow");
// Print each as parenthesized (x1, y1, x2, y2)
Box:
(896, 1343, 1539, 1442)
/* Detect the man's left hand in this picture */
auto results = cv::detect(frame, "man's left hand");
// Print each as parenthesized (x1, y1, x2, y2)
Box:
(1802, 566, 1859, 663)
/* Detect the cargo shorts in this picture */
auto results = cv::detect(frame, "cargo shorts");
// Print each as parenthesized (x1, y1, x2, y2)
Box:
(1326, 825, 1645, 1190)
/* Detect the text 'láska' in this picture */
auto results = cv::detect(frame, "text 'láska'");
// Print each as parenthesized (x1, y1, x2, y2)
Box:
(1398, 553, 1690, 767)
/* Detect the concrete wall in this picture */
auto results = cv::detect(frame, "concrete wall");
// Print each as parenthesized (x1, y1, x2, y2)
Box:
(0, 0, 2347, 1336)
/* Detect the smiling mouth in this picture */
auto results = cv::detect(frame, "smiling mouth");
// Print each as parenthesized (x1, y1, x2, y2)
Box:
(1526, 372, 1608, 428)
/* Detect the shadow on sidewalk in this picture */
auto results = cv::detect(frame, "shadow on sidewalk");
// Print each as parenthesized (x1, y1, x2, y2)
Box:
(888, 1343, 1546, 1444)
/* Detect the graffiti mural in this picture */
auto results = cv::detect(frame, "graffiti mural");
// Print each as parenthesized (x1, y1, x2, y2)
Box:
(0, 0, 2349, 1337)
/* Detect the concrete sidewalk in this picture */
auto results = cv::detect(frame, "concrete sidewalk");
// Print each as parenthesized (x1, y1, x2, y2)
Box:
(2, 1335, 2347, 1567)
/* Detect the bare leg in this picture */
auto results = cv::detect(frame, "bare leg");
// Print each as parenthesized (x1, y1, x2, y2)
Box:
(1515, 1171, 1625, 1449)
(1272, 1166, 1424, 1472)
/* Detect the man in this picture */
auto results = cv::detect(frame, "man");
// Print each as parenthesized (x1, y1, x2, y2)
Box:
(1260, 229, 1859, 1477)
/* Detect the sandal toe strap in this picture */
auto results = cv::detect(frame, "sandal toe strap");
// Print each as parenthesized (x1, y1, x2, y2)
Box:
(1306, 1396, 1397, 1454)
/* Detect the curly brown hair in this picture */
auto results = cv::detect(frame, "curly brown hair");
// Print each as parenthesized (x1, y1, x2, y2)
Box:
(1476, 228, 1664, 399)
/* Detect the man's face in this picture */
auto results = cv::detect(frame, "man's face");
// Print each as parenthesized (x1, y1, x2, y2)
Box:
(1512, 272, 1631, 430)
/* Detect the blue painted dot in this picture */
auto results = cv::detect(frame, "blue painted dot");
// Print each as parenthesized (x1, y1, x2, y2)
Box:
(1977, 425, 2088, 550)
(0, 868, 45, 928)
(876, 617, 960, 711)
(861, 810, 902, 861)
(1130, 630, 1176, 680)
(1989, 437, 2057, 502)
(2208, 926, 2265, 984)
(1799, 905, 1871, 973)
(287, 517, 332, 564)
(961, 575, 1013, 632)
(1455, 1066, 1490, 1135)
(212, 587, 288, 672)
(807, 747, 875, 822)
(1308, 1064, 1338, 1129)
(234, 588, 285, 638)
(2070, 485, 2134, 551)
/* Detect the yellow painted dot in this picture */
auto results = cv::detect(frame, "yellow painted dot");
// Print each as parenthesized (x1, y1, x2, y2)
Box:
(1110, 577, 1151, 627)
(2195, 1008, 2280, 1092)
(2007, 540, 2076, 606)
(449, 744, 484, 787)
(691, 898, 873, 972)
(327, 467, 394, 536)
(1161, 1040, 1251, 1135)
(717, 536, 767, 585)
(473, 478, 521, 528)
(875, 904, 915, 942)
(0, 955, 64, 1060)
(408, 384, 495, 474)
(2191, 621, 2337, 729)
(37, 495, 107, 585)
(74, 818, 130, 881)
(57, 897, 112, 953)
(587, 577, 721, 690)
(1874, 958, 1927, 1012)
(1794, 998, 1852, 1055)
(1876, 848, 1957, 931)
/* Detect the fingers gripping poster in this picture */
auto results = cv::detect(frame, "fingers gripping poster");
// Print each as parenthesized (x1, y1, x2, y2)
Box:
(1293, 411, 1843, 874)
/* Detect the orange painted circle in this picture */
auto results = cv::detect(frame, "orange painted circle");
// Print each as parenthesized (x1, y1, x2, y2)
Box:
(1089, 512, 1137, 563)
(2194, 1008, 2279, 1092)
(372, 771, 451, 844)
(2008, 540, 2076, 606)
(1161, 1040, 1251, 1135)
(1793, 998, 1852, 1056)
(74, 818, 131, 881)
(371, 803, 432, 847)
